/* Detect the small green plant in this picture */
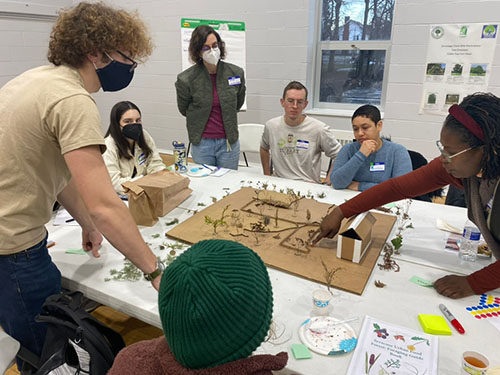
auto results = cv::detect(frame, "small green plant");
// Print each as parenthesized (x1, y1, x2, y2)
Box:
(317, 191, 326, 199)
(105, 259, 142, 282)
(389, 199, 413, 254)
(165, 218, 179, 226)
(160, 254, 177, 267)
(159, 241, 188, 252)
(378, 201, 413, 271)
(204, 205, 230, 234)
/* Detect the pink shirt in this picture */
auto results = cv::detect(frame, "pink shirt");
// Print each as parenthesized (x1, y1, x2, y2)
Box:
(202, 74, 226, 139)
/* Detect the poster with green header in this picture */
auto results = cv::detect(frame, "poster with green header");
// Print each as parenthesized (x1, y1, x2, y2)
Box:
(420, 23, 497, 115)
(180, 18, 246, 73)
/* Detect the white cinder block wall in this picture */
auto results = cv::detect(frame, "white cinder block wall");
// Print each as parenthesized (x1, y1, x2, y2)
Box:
(0, 1, 70, 88)
(1, 0, 500, 162)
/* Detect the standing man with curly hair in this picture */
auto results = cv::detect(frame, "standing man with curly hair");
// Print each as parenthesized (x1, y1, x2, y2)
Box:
(0, 2, 162, 365)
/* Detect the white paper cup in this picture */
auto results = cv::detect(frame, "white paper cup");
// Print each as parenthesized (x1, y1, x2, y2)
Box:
(462, 351, 489, 375)
(312, 289, 332, 316)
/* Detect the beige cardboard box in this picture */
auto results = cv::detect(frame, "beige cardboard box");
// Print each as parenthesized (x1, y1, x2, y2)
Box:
(122, 170, 192, 226)
(337, 212, 377, 263)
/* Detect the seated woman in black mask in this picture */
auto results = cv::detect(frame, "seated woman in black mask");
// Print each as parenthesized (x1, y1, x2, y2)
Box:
(103, 101, 166, 194)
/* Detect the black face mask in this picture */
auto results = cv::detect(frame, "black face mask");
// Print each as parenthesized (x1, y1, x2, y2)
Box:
(96, 60, 135, 92)
(122, 123, 143, 141)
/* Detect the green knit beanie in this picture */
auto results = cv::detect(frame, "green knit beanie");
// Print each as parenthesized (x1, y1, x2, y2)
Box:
(158, 239, 273, 369)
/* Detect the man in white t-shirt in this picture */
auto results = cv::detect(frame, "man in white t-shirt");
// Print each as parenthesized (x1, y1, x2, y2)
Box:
(260, 81, 341, 183)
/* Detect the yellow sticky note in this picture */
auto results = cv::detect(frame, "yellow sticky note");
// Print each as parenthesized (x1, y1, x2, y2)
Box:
(418, 314, 452, 335)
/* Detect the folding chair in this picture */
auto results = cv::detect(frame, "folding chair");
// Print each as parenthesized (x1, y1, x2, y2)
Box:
(0, 330, 20, 374)
(238, 123, 265, 167)
(0, 330, 40, 375)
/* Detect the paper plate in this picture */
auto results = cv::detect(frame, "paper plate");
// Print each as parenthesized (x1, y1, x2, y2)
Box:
(187, 167, 211, 177)
(298, 316, 358, 356)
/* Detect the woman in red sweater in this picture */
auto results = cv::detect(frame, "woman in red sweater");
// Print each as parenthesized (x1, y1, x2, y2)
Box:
(316, 92, 500, 299)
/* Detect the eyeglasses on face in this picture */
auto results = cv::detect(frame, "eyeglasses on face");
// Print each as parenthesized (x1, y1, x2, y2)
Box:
(435, 140, 473, 162)
(285, 98, 306, 107)
(105, 50, 138, 72)
(201, 42, 219, 52)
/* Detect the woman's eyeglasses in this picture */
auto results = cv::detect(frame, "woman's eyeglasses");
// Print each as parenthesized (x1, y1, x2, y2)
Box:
(436, 140, 473, 162)
(201, 42, 219, 52)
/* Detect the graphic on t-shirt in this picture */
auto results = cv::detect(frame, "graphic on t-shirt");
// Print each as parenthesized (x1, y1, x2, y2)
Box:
(277, 134, 301, 156)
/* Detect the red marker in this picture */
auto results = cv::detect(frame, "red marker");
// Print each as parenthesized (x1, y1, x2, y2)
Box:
(439, 304, 465, 334)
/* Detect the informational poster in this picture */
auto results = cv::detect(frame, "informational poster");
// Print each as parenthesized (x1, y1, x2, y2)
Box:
(420, 23, 498, 115)
(180, 18, 246, 109)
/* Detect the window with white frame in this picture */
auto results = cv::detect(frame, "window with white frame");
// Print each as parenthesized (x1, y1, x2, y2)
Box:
(313, 0, 394, 110)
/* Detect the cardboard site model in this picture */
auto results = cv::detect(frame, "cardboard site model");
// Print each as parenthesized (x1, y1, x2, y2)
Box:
(166, 187, 396, 295)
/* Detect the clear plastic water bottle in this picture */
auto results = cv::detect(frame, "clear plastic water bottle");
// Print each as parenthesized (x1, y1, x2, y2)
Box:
(458, 219, 481, 261)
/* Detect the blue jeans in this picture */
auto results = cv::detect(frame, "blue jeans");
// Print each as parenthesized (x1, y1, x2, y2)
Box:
(191, 138, 240, 170)
(0, 234, 61, 361)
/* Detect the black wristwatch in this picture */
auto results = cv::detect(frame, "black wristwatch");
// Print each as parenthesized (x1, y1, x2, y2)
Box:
(144, 261, 165, 281)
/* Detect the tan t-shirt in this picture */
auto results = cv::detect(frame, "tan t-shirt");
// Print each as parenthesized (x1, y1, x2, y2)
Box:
(0, 65, 106, 253)
(260, 115, 341, 183)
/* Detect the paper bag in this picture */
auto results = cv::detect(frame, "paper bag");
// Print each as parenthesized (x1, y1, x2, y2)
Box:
(122, 170, 192, 226)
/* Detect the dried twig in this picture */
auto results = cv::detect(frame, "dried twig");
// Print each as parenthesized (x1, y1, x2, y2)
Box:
(378, 243, 400, 272)
(320, 257, 343, 294)
(229, 232, 249, 238)
(374, 280, 386, 288)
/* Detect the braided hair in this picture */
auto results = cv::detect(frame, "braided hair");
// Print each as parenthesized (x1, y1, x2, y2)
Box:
(443, 92, 500, 180)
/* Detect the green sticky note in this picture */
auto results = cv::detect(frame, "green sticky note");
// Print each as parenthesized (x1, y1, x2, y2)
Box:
(66, 248, 87, 255)
(383, 202, 397, 209)
(418, 314, 451, 335)
(410, 275, 434, 287)
(291, 344, 312, 360)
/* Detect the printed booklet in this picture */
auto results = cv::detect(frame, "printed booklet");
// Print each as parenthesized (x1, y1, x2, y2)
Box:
(347, 316, 438, 375)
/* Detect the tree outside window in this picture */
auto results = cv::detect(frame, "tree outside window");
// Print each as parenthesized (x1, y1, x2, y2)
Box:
(315, 0, 394, 107)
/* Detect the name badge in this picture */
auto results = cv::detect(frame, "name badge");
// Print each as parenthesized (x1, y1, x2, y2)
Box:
(486, 197, 493, 212)
(370, 162, 385, 172)
(138, 152, 147, 165)
(228, 76, 241, 86)
(296, 140, 309, 150)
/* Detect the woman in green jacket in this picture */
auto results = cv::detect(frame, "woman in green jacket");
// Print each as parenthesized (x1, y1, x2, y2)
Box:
(175, 25, 246, 170)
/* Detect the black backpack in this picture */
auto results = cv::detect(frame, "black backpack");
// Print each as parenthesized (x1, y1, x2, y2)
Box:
(32, 291, 125, 375)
